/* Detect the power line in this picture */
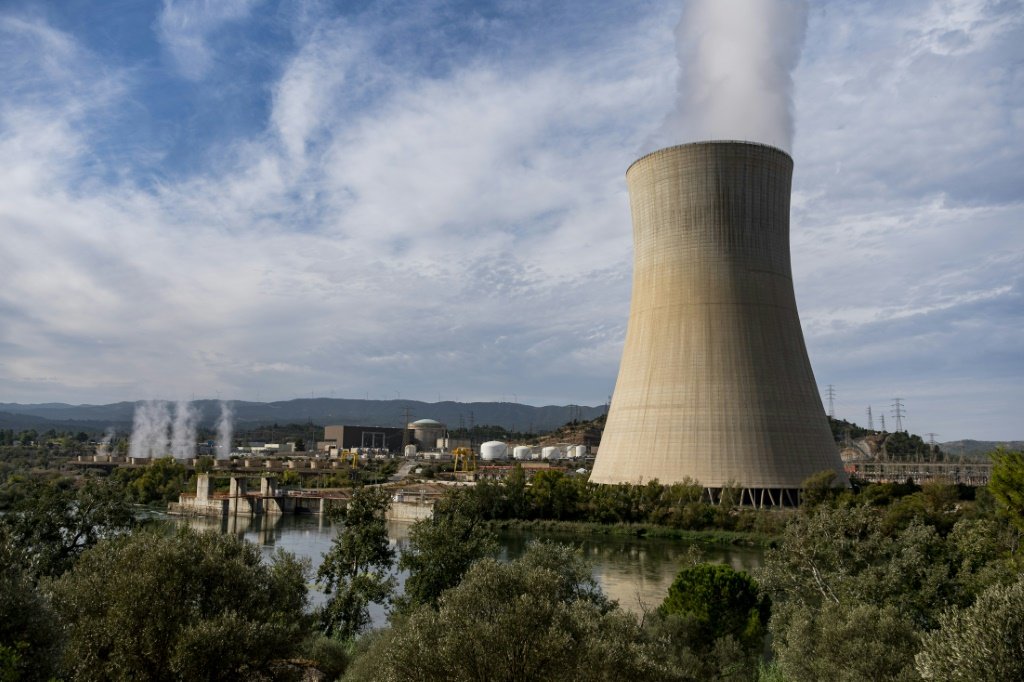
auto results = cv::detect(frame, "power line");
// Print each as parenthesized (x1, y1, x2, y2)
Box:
(891, 398, 905, 432)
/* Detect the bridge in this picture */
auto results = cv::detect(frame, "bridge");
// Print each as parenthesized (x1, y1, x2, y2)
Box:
(168, 473, 449, 521)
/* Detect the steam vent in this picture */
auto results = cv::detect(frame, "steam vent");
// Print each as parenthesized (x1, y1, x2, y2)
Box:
(590, 141, 846, 505)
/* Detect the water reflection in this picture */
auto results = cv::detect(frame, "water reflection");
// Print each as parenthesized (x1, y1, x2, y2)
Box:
(165, 514, 764, 624)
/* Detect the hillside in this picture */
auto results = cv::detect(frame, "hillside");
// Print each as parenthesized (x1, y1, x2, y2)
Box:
(0, 398, 607, 434)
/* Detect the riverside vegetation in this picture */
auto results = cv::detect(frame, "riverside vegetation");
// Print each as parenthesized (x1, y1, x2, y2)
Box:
(1, 447, 1023, 680)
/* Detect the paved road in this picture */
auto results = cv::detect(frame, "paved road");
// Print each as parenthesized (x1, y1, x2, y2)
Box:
(388, 460, 418, 482)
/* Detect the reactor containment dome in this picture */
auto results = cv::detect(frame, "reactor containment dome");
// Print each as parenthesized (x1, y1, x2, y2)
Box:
(590, 141, 846, 506)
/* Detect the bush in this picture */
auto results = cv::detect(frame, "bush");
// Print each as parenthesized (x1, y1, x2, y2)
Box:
(50, 527, 310, 681)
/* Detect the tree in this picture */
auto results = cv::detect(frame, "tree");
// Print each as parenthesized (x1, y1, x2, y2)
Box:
(988, 448, 1024, 533)
(800, 470, 840, 507)
(657, 563, 769, 654)
(114, 456, 189, 504)
(0, 529, 60, 682)
(0, 477, 134, 579)
(317, 486, 395, 640)
(49, 526, 309, 682)
(344, 541, 666, 681)
(760, 504, 1017, 681)
(773, 601, 920, 682)
(395, 488, 497, 611)
(916, 577, 1024, 681)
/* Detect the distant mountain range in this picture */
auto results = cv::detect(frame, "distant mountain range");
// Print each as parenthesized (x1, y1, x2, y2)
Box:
(939, 439, 1024, 457)
(0, 398, 607, 435)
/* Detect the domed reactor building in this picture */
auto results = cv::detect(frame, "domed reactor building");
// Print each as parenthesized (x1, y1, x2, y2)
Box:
(590, 141, 846, 506)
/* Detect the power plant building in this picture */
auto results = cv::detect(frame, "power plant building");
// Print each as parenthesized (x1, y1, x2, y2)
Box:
(591, 141, 846, 505)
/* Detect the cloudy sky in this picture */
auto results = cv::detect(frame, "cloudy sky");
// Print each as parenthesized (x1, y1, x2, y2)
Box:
(0, 0, 1020, 440)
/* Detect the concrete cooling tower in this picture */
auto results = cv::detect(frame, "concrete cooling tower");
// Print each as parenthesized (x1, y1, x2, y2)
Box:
(590, 141, 846, 506)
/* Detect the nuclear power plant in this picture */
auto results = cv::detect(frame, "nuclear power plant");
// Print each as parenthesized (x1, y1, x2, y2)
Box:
(590, 141, 846, 505)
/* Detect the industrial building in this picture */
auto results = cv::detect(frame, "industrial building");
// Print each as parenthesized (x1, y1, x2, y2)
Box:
(591, 141, 846, 506)
(322, 424, 409, 453)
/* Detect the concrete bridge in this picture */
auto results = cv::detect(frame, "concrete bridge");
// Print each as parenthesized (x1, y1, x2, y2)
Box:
(169, 474, 352, 518)
(169, 473, 448, 522)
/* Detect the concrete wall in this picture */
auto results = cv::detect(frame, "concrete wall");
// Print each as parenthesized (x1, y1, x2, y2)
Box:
(591, 142, 845, 489)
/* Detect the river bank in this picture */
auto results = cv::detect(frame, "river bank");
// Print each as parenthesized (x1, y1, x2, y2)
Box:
(481, 518, 779, 547)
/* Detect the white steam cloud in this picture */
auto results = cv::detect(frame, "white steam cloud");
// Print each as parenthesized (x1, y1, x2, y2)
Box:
(215, 401, 234, 460)
(647, 0, 809, 154)
(170, 400, 199, 459)
(128, 400, 172, 459)
(128, 400, 200, 460)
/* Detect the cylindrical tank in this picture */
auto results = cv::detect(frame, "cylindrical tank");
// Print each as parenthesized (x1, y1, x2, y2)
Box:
(512, 445, 531, 460)
(541, 446, 561, 460)
(480, 441, 508, 461)
(404, 444, 417, 457)
(575, 445, 588, 458)
(591, 142, 846, 492)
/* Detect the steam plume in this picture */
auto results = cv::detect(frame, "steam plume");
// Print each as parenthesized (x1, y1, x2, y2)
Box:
(648, 0, 808, 153)
(215, 401, 234, 460)
(129, 400, 171, 459)
(99, 427, 116, 455)
(170, 400, 198, 459)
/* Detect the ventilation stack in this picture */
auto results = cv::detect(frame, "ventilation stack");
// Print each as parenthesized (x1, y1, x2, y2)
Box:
(590, 141, 845, 506)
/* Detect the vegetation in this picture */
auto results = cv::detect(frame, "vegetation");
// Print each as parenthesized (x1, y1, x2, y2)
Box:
(989, 447, 1024, 532)
(0, 442, 1021, 680)
(461, 468, 794, 537)
(316, 486, 396, 641)
(916, 576, 1024, 680)
(345, 542, 661, 681)
(113, 456, 189, 505)
(50, 527, 310, 681)
(0, 477, 135, 579)
(658, 564, 769, 654)
(395, 488, 497, 611)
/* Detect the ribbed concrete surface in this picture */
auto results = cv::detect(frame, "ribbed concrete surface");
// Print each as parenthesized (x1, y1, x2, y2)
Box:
(591, 141, 845, 488)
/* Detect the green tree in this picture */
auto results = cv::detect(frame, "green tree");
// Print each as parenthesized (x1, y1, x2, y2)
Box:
(0, 529, 60, 682)
(345, 541, 665, 681)
(800, 470, 840, 507)
(774, 601, 920, 682)
(657, 563, 769, 654)
(395, 488, 497, 611)
(115, 456, 189, 504)
(49, 526, 309, 682)
(916, 577, 1024, 681)
(0, 477, 134, 579)
(989, 448, 1024, 533)
(317, 486, 396, 640)
(760, 504, 1017, 681)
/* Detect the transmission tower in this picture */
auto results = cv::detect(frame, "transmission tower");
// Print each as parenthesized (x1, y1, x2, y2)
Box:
(826, 385, 836, 419)
(891, 398, 905, 432)
(926, 432, 939, 463)
(880, 414, 886, 432)
(867, 406, 874, 431)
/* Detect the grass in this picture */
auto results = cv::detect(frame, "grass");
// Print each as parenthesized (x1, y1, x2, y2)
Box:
(480, 518, 777, 547)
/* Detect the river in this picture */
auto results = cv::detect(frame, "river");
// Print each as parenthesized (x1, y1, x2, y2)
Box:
(168, 513, 764, 624)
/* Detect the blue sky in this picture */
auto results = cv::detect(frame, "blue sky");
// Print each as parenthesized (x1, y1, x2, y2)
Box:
(0, 0, 1021, 440)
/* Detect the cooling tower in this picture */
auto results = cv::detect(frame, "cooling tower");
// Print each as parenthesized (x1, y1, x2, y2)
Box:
(591, 141, 845, 503)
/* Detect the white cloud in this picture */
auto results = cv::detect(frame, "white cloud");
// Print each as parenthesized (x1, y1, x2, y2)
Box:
(0, 1, 1020, 439)
(156, 0, 259, 80)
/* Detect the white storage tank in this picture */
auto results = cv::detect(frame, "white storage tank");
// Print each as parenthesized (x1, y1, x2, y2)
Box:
(404, 444, 418, 457)
(541, 446, 561, 460)
(512, 445, 531, 461)
(574, 445, 588, 458)
(480, 441, 508, 461)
